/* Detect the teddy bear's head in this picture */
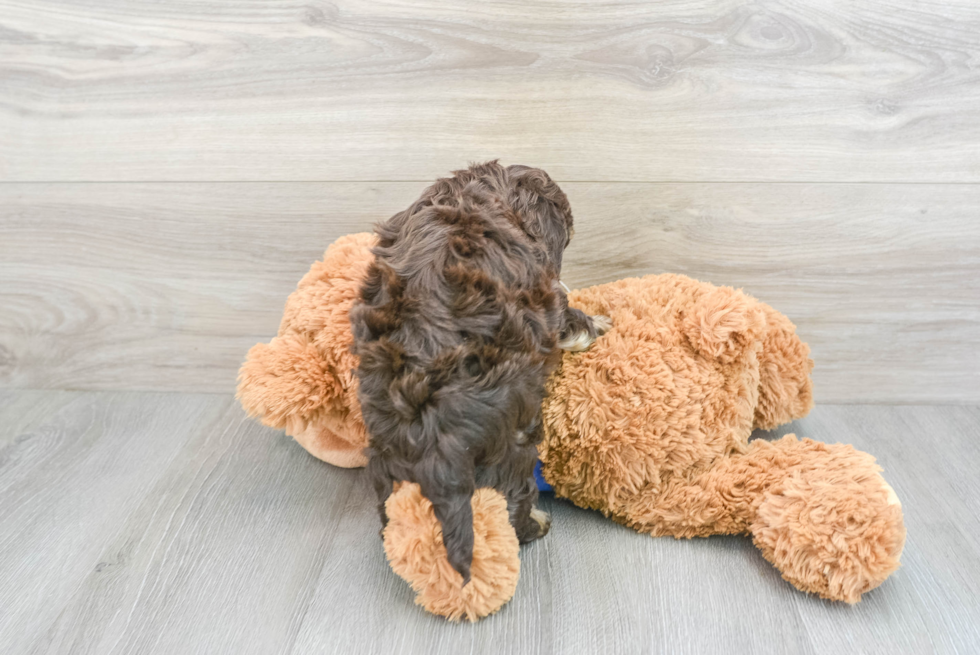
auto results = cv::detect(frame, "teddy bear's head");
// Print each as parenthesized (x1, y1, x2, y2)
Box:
(237, 233, 376, 468)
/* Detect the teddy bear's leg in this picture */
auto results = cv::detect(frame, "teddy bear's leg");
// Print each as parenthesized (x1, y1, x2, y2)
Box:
(623, 435, 904, 602)
(749, 436, 905, 603)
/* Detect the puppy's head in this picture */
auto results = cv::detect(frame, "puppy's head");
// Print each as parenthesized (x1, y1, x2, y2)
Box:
(403, 161, 574, 272)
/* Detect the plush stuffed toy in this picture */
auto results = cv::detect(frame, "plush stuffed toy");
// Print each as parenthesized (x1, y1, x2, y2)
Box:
(238, 233, 906, 622)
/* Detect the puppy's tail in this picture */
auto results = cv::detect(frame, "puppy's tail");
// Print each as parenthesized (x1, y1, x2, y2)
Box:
(416, 445, 476, 585)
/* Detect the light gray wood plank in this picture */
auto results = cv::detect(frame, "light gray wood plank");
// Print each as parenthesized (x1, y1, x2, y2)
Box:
(0, 182, 420, 393)
(0, 389, 80, 443)
(0, 391, 232, 654)
(756, 406, 980, 654)
(53, 412, 360, 655)
(561, 182, 980, 404)
(2, 182, 977, 402)
(2, 0, 979, 182)
(0, 392, 368, 655)
(2, 393, 978, 654)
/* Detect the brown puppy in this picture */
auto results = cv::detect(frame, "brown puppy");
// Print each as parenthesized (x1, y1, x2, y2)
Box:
(350, 162, 607, 583)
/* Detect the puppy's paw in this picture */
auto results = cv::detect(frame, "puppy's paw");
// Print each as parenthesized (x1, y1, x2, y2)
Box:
(558, 315, 612, 352)
(591, 314, 613, 336)
(530, 507, 551, 539)
(557, 329, 595, 352)
(516, 506, 551, 543)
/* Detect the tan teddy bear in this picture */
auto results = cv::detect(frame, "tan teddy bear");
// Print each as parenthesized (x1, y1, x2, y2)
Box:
(238, 233, 374, 469)
(238, 233, 905, 622)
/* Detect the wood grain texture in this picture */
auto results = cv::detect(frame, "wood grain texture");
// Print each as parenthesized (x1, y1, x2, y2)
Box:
(0, 391, 233, 654)
(2, 0, 980, 182)
(2, 182, 977, 402)
(1, 392, 978, 654)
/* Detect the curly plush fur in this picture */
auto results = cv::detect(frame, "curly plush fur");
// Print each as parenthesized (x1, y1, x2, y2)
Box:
(237, 233, 373, 467)
(383, 483, 519, 622)
(540, 275, 903, 604)
(238, 235, 905, 621)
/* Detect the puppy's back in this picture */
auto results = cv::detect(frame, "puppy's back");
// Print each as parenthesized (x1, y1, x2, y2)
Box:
(352, 188, 560, 582)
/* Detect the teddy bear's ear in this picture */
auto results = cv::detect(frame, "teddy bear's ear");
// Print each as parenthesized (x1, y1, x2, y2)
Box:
(682, 287, 767, 364)
(237, 333, 341, 432)
(753, 303, 815, 429)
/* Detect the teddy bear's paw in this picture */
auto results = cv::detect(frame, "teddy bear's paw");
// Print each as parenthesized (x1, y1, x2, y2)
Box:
(384, 484, 520, 622)
(751, 454, 906, 604)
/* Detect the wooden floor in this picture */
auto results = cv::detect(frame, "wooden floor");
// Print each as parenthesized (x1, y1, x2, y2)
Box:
(0, 391, 977, 655)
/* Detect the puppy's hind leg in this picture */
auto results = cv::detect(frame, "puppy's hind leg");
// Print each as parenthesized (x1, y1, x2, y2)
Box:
(496, 441, 551, 543)
(509, 476, 551, 543)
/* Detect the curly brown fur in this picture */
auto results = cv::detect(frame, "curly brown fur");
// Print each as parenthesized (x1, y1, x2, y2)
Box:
(351, 161, 603, 583)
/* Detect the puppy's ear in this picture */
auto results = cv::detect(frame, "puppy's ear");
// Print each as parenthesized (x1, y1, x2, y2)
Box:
(506, 166, 573, 267)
